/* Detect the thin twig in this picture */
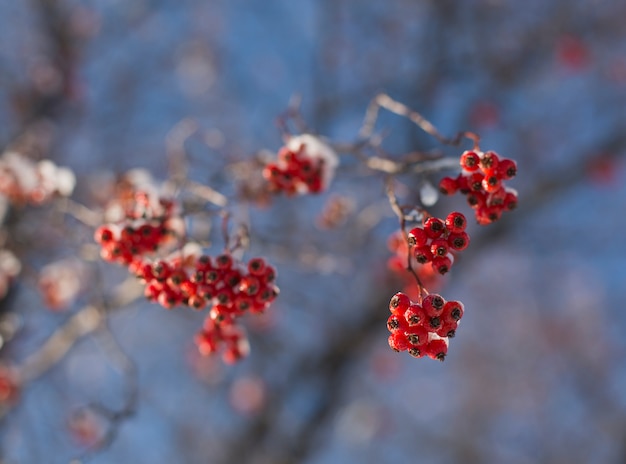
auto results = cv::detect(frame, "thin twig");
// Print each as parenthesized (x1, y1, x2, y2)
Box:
(361, 93, 481, 149)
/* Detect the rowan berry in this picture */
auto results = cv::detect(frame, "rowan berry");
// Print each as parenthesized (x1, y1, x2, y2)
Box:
(448, 232, 470, 251)
(387, 314, 405, 332)
(430, 239, 449, 258)
(445, 212, 467, 233)
(408, 227, 428, 247)
(406, 325, 429, 346)
(389, 292, 411, 315)
(442, 300, 464, 323)
(497, 158, 517, 180)
(436, 320, 458, 338)
(424, 217, 445, 238)
(404, 304, 426, 326)
(460, 151, 480, 171)
(425, 338, 448, 361)
(94, 226, 115, 243)
(468, 172, 485, 192)
(482, 174, 501, 193)
(438, 176, 458, 195)
(215, 254, 233, 270)
(431, 256, 452, 275)
(414, 245, 434, 264)
(248, 258, 266, 276)
(388, 332, 410, 352)
(423, 294, 444, 316)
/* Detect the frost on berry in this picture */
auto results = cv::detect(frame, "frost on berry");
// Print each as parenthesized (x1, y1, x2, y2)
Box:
(0, 152, 76, 205)
(386, 292, 462, 361)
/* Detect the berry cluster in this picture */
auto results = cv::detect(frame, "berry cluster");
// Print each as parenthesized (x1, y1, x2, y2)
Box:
(407, 212, 469, 275)
(136, 253, 278, 315)
(387, 291, 464, 361)
(131, 245, 278, 363)
(439, 150, 518, 225)
(94, 182, 279, 363)
(263, 145, 324, 195)
(94, 190, 182, 266)
(263, 134, 338, 195)
(0, 152, 75, 205)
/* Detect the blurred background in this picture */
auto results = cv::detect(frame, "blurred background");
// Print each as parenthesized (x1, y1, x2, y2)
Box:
(1, 0, 626, 463)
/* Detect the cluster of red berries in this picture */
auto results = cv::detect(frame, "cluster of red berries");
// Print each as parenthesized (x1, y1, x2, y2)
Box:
(134, 251, 278, 363)
(439, 150, 518, 225)
(136, 254, 278, 314)
(387, 291, 464, 361)
(94, 186, 279, 363)
(407, 212, 469, 275)
(94, 190, 181, 266)
(263, 145, 324, 195)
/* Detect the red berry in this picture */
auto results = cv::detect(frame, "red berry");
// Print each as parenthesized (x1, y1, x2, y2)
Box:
(406, 325, 429, 346)
(445, 212, 467, 233)
(188, 294, 206, 310)
(215, 254, 233, 270)
(497, 158, 517, 180)
(408, 227, 428, 247)
(430, 239, 449, 258)
(423, 294, 445, 317)
(389, 292, 411, 315)
(388, 332, 409, 352)
(436, 320, 458, 338)
(442, 300, 464, 323)
(414, 245, 434, 264)
(94, 226, 115, 243)
(460, 151, 480, 171)
(404, 304, 426, 326)
(439, 176, 458, 195)
(480, 151, 500, 172)
(456, 174, 470, 194)
(467, 172, 485, 192)
(447, 232, 470, 251)
(425, 338, 448, 361)
(152, 260, 172, 281)
(248, 258, 266, 276)
(387, 314, 407, 332)
(195, 255, 213, 272)
(503, 191, 518, 210)
(482, 174, 501, 193)
(424, 217, 445, 239)
(239, 276, 261, 296)
(466, 191, 487, 208)
(431, 256, 452, 275)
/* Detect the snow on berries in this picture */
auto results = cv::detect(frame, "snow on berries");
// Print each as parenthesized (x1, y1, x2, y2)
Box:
(439, 149, 518, 225)
(387, 291, 463, 361)
(263, 134, 338, 195)
(0, 152, 75, 205)
(94, 188, 183, 266)
(407, 212, 469, 276)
